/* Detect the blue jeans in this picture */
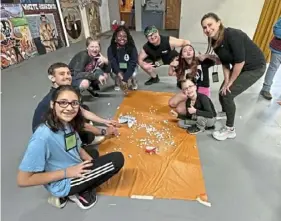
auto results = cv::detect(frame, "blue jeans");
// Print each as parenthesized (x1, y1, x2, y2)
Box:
(262, 51, 281, 92)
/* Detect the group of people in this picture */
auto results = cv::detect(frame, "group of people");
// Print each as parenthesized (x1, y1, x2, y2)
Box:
(17, 12, 280, 210)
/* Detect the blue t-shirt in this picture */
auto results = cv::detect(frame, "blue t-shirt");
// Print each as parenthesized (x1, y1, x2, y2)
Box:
(19, 124, 83, 197)
(32, 88, 55, 133)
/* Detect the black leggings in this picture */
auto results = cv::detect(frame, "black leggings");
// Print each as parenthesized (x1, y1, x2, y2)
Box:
(68, 148, 124, 196)
(79, 104, 95, 145)
(219, 65, 266, 127)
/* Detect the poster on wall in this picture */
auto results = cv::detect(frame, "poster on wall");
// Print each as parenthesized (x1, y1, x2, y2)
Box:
(1, 4, 37, 69)
(21, 1, 66, 54)
(85, 2, 101, 37)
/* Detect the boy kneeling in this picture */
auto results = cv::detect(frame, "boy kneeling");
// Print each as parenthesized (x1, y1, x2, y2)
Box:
(171, 78, 216, 134)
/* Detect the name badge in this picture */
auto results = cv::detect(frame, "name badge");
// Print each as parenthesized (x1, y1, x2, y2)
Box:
(65, 132, 77, 151)
(154, 59, 163, 67)
(119, 62, 127, 69)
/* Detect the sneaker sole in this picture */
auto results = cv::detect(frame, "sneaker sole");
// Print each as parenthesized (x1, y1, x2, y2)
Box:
(69, 195, 97, 210)
(212, 133, 236, 141)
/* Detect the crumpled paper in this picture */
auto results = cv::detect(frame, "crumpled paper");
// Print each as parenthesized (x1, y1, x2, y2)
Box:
(118, 115, 137, 128)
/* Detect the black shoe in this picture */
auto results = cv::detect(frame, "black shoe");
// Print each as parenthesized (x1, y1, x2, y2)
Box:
(260, 90, 272, 100)
(187, 125, 202, 135)
(205, 126, 215, 130)
(87, 89, 99, 97)
(144, 75, 160, 85)
(69, 189, 97, 210)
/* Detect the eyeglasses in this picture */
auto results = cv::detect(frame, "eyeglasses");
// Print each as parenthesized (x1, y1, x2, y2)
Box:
(182, 85, 195, 92)
(55, 100, 80, 108)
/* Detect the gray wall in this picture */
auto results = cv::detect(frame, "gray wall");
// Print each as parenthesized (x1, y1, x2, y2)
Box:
(179, 0, 264, 43)
(108, 0, 121, 25)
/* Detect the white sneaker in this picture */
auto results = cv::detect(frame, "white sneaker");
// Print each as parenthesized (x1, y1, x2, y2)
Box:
(131, 78, 138, 90)
(114, 86, 120, 91)
(92, 136, 106, 145)
(47, 196, 67, 209)
(212, 126, 236, 141)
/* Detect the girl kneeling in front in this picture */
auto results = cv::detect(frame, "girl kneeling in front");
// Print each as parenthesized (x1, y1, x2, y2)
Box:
(17, 85, 124, 210)
(171, 79, 217, 134)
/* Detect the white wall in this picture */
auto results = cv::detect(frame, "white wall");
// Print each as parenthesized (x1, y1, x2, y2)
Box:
(179, 0, 264, 43)
(99, 0, 111, 33)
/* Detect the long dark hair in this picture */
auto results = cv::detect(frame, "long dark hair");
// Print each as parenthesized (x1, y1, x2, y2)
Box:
(109, 25, 136, 57)
(43, 85, 85, 133)
(177, 44, 198, 80)
(201, 13, 225, 54)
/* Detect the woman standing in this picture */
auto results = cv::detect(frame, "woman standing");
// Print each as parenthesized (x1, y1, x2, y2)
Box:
(201, 13, 266, 141)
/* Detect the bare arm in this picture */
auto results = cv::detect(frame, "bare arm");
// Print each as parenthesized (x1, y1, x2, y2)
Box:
(229, 62, 245, 84)
(138, 48, 148, 68)
(169, 36, 190, 49)
(17, 170, 65, 187)
(79, 148, 93, 161)
(81, 107, 107, 125)
(84, 122, 102, 135)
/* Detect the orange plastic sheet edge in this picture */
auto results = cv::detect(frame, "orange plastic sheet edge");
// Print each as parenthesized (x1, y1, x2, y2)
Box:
(98, 90, 207, 202)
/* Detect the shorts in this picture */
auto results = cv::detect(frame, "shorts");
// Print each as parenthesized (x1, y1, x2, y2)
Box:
(145, 50, 179, 66)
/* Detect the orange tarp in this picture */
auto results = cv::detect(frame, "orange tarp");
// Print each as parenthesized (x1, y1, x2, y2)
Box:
(98, 90, 207, 201)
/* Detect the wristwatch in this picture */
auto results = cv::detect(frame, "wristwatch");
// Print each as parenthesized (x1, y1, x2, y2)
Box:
(100, 129, 106, 136)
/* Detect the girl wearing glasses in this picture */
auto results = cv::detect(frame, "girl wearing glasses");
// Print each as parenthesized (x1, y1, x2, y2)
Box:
(168, 44, 219, 116)
(171, 79, 217, 134)
(17, 85, 124, 210)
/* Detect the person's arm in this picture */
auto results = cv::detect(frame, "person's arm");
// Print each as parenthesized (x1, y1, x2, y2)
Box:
(138, 48, 149, 68)
(83, 122, 103, 135)
(168, 64, 177, 76)
(80, 107, 108, 125)
(123, 47, 138, 82)
(227, 30, 246, 84)
(222, 65, 231, 83)
(69, 52, 88, 76)
(79, 148, 93, 161)
(169, 36, 190, 49)
(195, 95, 215, 118)
(17, 137, 64, 187)
(107, 46, 121, 74)
(273, 17, 281, 38)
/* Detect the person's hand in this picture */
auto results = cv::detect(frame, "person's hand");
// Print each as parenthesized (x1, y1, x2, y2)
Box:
(106, 125, 119, 136)
(277, 101, 281, 105)
(66, 161, 93, 178)
(197, 53, 207, 62)
(105, 119, 121, 128)
(97, 55, 107, 66)
(187, 105, 196, 114)
(118, 72, 124, 80)
(103, 72, 109, 79)
(170, 57, 179, 67)
(98, 75, 107, 85)
(143, 62, 155, 73)
(170, 109, 178, 118)
(220, 81, 232, 95)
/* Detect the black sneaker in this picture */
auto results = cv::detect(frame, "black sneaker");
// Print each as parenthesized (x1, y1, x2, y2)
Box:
(187, 125, 202, 135)
(144, 75, 160, 85)
(260, 90, 272, 100)
(87, 89, 100, 97)
(205, 126, 215, 130)
(69, 189, 97, 210)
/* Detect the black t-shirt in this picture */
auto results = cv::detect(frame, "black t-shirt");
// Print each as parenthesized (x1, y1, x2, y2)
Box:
(185, 93, 217, 119)
(213, 28, 266, 71)
(176, 58, 215, 89)
(143, 35, 177, 64)
(32, 88, 55, 132)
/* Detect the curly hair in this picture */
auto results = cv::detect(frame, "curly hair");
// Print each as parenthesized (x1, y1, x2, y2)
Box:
(43, 85, 85, 133)
(109, 25, 136, 57)
(176, 44, 198, 81)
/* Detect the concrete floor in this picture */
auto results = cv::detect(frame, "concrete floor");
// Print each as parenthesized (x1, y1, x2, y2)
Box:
(1, 31, 281, 221)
